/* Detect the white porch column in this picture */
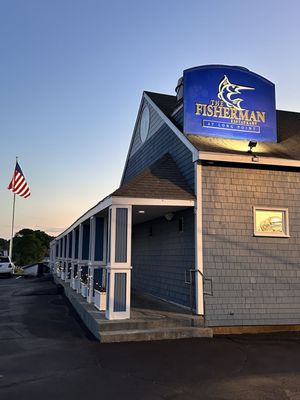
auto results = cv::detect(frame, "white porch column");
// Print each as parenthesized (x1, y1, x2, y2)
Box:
(57, 239, 62, 277)
(57, 239, 61, 270)
(71, 230, 76, 289)
(106, 205, 132, 320)
(65, 234, 70, 282)
(195, 162, 204, 315)
(87, 216, 96, 304)
(61, 236, 66, 280)
(77, 224, 83, 294)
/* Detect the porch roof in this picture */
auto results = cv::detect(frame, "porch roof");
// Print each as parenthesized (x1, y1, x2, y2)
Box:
(112, 153, 195, 200)
(53, 154, 195, 241)
(146, 91, 300, 165)
(185, 110, 300, 161)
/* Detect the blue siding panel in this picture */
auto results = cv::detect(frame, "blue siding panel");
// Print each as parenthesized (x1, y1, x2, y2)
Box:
(82, 224, 90, 260)
(74, 228, 79, 259)
(132, 208, 195, 308)
(68, 233, 72, 258)
(106, 271, 110, 310)
(114, 273, 127, 312)
(63, 236, 67, 258)
(115, 208, 128, 263)
(60, 239, 63, 257)
(94, 217, 104, 261)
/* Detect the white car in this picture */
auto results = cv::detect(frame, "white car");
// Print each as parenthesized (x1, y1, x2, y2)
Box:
(0, 256, 15, 276)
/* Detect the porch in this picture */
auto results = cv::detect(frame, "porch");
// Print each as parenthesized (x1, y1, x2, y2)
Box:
(52, 199, 198, 309)
(49, 154, 206, 329)
(54, 275, 212, 342)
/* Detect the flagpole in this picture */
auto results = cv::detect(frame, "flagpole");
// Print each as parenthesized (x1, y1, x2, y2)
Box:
(9, 157, 18, 260)
(9, 193, 16, 259)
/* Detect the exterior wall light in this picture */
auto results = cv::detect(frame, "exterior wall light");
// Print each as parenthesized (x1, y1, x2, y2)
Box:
(248, 140, 259, 161)
(164, 212, 174, 221)
(248, 140, 257, 153)
(138, 210, 145, 214)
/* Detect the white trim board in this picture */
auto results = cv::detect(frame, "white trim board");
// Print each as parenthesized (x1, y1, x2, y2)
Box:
(111, 196, 195, 207)
(194, 162, 204, 315)
(199, 151, 300, 167)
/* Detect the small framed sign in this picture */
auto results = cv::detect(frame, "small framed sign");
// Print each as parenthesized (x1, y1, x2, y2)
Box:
(253, 207, 289, 237)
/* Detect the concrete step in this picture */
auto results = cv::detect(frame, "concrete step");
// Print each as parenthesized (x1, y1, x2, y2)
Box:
(100, 326, 213, 343)
(96, 317, 204, 332)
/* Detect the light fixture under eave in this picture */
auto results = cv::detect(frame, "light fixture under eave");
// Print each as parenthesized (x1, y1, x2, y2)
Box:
(248, 140, 257, 153)
(138, 210, 145, 214)
(164, 212, 174, 221)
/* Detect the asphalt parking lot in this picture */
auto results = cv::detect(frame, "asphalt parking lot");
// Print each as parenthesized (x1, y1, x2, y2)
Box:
(1, 275, 300, 400)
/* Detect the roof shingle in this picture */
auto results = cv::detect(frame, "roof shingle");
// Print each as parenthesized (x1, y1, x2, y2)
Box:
(147, 91, 300, 161)
(112, 153, 195, 200)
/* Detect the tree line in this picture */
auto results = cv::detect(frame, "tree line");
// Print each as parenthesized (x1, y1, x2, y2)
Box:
(0, 229, 55, 266)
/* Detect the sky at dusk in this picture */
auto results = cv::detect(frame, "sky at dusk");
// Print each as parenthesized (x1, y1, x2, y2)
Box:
(0, 0, 300, 239)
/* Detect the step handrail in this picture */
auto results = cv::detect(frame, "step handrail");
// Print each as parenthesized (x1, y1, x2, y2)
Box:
(185, 268, 213, 296)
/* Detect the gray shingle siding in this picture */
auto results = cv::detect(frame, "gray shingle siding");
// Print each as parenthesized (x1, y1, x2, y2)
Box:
(202, 164, 300, 326)
(131, 209, 195, 308)
(123, 122, 195, 191)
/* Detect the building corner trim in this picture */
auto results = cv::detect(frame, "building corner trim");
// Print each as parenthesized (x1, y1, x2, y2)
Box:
(195, 162, 204, 315)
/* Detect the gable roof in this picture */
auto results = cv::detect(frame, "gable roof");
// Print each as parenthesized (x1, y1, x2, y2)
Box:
(112, 153, 195, 200)
(187, 111, 300, 160)
(146, 91, 300, 162)
(144, 91, 177, 117)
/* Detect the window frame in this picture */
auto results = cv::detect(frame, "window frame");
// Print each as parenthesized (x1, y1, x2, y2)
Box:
(253, 206, 290, 238)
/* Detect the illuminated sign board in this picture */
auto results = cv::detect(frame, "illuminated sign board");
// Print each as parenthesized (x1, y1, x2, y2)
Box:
(183, 65, 277, 142)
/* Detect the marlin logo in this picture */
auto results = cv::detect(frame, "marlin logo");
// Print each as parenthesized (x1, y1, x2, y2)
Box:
(218, 75, 254, 110)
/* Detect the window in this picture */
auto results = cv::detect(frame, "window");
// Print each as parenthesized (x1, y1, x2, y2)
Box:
(253, 207, 289, 237)
(139, 106, 150, 143)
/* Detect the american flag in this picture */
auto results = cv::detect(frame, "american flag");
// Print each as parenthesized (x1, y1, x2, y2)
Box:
(8, 162, 31, 198)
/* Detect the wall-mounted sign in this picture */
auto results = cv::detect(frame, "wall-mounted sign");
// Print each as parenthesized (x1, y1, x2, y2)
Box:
(183, 65, 277, 142)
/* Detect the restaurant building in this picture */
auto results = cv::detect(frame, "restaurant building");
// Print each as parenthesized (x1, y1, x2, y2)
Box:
(50, 65, 300, 331)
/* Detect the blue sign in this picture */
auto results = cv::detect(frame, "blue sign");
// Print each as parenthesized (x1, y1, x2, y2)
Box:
(183, 65, 277, 142)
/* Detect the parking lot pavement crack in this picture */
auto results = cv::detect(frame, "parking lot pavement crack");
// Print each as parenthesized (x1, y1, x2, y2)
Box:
(216, 337, 249, 376)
